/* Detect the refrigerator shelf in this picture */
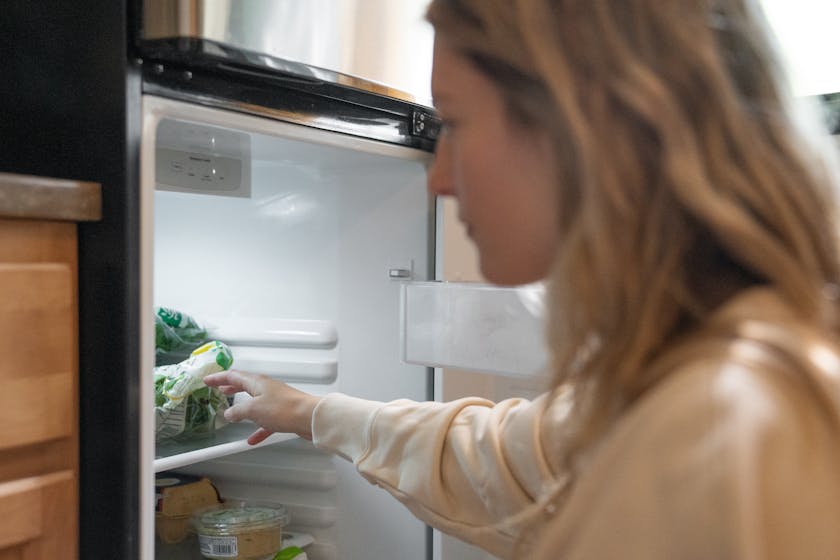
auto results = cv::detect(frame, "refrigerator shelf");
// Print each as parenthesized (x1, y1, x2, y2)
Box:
(178, 457, 337, 491)
(154, 423, 297, 473)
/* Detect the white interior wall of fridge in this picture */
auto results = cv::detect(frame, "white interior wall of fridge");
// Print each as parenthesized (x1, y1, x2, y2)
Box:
(141, 95, 434, 560)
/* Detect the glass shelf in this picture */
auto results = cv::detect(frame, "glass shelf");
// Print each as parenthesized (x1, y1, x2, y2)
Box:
(154, 422, 297, 473)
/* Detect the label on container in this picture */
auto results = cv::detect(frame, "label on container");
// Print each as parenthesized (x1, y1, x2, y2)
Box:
(199, 534, 238, 557)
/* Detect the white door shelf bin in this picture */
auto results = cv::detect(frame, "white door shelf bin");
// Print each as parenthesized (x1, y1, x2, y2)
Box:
(401, 281, 549, 377)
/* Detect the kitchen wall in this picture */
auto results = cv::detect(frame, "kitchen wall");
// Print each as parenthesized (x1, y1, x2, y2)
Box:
(759, 0, 840, 96)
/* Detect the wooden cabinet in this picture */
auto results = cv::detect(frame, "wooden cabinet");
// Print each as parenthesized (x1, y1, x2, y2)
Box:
(0, 175, 100, 560)
(0, 471, 75, 560)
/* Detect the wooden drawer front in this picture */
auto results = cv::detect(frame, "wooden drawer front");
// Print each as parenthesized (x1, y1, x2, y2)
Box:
(0, 220, 75, 264)
(0, 264, 74, 451)
(0, 471, 76, 559)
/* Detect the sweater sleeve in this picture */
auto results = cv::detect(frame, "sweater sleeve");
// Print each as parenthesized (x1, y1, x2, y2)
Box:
(311, 390, 573, 558)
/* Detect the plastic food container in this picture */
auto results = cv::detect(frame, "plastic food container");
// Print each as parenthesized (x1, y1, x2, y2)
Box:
(155, 473, 221, 544)
(193, 502, 290, 560)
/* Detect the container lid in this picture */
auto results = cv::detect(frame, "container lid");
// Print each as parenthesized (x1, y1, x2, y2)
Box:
(193, 503, 289, 535)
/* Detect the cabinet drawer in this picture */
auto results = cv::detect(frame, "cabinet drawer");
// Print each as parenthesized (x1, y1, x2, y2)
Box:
(0, 264, 74, 451)
(0, 220, 76, 264)
(0, 470, 75, 557)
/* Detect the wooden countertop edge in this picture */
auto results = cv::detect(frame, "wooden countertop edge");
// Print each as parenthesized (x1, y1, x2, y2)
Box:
(0, 173, 102, 222)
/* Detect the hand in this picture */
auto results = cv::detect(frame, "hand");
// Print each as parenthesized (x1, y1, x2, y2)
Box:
(203, 370, 322, 445)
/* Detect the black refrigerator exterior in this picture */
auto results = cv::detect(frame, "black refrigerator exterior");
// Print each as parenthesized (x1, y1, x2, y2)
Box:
(0, 3, 438, 558)
(0, 3, 142, 558)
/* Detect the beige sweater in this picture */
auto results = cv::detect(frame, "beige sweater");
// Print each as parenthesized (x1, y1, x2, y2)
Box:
(311, 289, 840, 559)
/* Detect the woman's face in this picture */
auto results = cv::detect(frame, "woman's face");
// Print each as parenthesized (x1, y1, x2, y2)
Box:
(428, 37, 560, 286)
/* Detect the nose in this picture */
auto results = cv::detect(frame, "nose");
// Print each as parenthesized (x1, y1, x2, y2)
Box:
(427, 138, 456, 197)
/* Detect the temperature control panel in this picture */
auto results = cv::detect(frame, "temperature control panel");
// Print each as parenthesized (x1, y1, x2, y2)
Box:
(155, 119, 251, 198)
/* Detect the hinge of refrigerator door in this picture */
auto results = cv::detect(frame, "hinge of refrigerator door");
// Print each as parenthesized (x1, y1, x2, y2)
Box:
(410, 109, 441, 141)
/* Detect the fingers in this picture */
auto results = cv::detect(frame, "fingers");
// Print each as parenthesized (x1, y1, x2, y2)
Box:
(222, 400, 274, 444)
(223, 402, 249, 423)
(203, 371, 239, 389)
(203, 371, 293, 445)
(204, 370, 261, 395)
(247, 427, 274, 446)
(201, 371, 279, 447)
(215, 385, 240, 396)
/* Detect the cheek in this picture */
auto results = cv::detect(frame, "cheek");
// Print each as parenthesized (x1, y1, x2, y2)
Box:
(477, 137, 559, 284)
(453, 138, 507, 202)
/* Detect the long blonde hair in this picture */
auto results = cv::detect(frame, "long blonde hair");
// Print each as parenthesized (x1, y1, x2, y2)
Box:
(428, 0, 840, 452)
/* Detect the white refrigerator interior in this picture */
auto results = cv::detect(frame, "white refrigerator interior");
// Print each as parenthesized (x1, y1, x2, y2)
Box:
(141, 95, 434, 560)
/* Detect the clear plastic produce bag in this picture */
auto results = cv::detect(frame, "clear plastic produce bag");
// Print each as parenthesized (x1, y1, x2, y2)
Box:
(155, 306, 209, 358)
(155, 340, 234, 441)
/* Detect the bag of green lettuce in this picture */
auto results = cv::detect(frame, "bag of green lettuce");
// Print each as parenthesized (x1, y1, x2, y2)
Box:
(155, 306, 208, 358)
(155, 340, 234, 441)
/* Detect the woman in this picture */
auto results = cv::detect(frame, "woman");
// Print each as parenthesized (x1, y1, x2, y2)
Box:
(205, 0, 840, 557)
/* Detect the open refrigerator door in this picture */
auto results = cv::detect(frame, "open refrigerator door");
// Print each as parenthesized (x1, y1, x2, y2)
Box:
(141, 95, 435, 560)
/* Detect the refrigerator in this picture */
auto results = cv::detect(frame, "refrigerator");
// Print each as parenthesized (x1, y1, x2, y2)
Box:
(0, 2, 547, 559)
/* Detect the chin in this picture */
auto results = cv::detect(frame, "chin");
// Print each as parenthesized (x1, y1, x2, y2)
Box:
(480, 261, 547, 287)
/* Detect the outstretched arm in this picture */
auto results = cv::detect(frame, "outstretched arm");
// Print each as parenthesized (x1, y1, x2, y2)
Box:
(311, 390, 572, 558)
(204, 370, 571, 558)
